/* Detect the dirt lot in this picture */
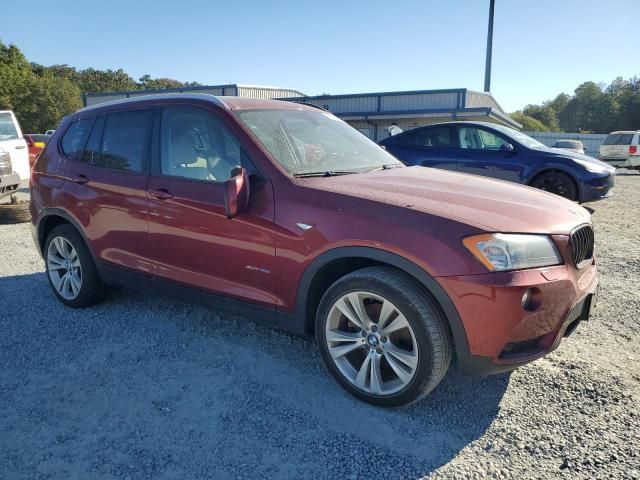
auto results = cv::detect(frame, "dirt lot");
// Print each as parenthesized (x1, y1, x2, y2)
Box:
(1, 173, 639, 479)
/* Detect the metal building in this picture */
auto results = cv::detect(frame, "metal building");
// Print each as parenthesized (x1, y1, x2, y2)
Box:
(291, 89, 521, 141)
(84, 85, 520, 141)
(83, 84, 305, 107)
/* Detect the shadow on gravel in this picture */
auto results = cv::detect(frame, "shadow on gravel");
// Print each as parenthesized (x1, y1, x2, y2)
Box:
(1, 272, 510, 479)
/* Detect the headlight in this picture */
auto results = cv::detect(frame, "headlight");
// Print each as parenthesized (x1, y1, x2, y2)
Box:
(463, 234, 562, 271)
(572, 158, 612, 173)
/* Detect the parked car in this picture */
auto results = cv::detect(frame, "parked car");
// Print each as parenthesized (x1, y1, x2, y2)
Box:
(598, 131, 640, 170)
(0, 110, 30, 181)
(45, 129, 56, 136)
(552, 139, 585, 155)
(24, 133, 51, 169)
(379, 121, 615, 202)
(30, 95, 599, 406)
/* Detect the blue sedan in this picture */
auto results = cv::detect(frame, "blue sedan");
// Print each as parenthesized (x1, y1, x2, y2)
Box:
(379, 121, 615, 202)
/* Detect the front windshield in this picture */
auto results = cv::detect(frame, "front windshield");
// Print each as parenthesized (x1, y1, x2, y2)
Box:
(490, 124, 548, 150)
(236, 108, 403, 175)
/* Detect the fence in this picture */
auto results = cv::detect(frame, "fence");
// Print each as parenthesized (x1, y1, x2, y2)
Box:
(524, 131, 608, 158)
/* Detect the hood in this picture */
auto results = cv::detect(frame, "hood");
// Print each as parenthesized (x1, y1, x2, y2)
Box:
(546, 148, 616, 173)
(301, 166, 591, 234)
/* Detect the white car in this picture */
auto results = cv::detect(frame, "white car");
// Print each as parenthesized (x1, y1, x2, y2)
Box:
(552, 139, 585, 155)
(0, 110, 30, 181)
(598, 130, 640, 170)
(44, 129, 56, 136)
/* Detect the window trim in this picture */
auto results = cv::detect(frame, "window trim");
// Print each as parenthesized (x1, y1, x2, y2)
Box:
(153, 103, 260, 185)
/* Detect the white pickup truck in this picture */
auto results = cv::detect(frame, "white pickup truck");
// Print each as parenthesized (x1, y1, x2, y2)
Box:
(0, 110, 30, 188)
(0, 111, 30, 223)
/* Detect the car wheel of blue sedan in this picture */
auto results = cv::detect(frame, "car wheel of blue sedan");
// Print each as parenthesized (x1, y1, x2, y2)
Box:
(531, 171, 577, 201)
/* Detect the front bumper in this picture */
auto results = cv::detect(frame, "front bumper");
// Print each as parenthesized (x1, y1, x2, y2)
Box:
(438, 242, 598, 375)
(0, 172, 20, 199)
(580, 171, 615, 202)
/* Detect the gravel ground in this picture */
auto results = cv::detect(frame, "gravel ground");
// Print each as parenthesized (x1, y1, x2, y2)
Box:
(1, 173, 639, 479)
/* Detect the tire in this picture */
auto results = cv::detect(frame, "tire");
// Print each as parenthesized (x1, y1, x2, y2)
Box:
(530, 171, 578, 201)
(44, 224, 105, 308)
(0, 200, 31, 224)
(315, 267, 452, 407)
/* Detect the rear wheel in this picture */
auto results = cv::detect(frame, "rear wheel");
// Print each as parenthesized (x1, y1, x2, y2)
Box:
(45, 225, 105, 308)
(530, 171, 578, 200)
(316, 267, 451, 407)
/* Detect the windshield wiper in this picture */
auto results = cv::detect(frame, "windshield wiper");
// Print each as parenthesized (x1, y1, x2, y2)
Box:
(365, 163, 405, 173)
(292, 170, 359, 178)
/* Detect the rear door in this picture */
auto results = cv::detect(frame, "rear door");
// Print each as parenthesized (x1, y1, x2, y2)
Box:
(61, 109, 153, 273)
(386, 126, 458, 170)
(0, 111, 29, 180)
(146, 104, 277, 307)
(455, 125, 525, 182)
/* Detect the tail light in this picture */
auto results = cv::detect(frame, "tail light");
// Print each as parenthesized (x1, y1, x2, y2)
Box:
(630, 145, 638, 155)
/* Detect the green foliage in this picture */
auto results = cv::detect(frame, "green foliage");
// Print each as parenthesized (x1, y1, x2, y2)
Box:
(513, 78, 640, 133)
(1, 40, 200, 132)
(510, 112, 549, 131)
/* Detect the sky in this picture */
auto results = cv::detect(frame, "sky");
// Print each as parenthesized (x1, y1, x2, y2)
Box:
(2, 0, 638, 112)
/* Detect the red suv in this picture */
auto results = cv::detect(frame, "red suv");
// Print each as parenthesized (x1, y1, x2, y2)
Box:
(30, 95, 599, 406)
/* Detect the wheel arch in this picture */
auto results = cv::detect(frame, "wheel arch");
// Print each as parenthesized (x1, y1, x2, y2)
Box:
(296, 246, 471, 364)
(36, 209, 94, 261)
(528, 167, 582, 200)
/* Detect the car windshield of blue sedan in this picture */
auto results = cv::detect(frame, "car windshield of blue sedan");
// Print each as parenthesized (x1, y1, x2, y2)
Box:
(490, 124, 548, 150)
(237, 109, 403, 175)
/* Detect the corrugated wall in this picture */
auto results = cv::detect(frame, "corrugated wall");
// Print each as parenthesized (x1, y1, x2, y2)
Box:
(465, 91, 503, 112)
(237, 86, 305, 99)
(525, 131, 608, 158)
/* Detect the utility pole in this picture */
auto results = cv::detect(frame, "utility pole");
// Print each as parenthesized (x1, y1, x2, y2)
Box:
(484, 0, 495, 92)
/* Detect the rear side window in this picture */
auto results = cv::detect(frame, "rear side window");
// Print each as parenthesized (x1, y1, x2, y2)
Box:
(0, 112, 19, 140)
(602, 133, 633, 145)
(95, 110, 153, 172)
(399, 127, 454, 147)
(60, 117, 95, 160)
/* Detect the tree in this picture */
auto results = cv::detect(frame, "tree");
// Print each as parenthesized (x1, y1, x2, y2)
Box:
(0, 41, 32, 110)
(522, 104, 558, 131)
(511, 112, 549, 131)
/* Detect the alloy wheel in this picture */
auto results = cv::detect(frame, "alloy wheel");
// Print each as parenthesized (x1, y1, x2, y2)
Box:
(47, 236, 83, 300)
(325, 291, 419, 396)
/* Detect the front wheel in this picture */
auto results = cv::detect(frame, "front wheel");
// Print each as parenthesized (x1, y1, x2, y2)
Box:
(530, 171, 578, 201)
(316, 267, 451, 407)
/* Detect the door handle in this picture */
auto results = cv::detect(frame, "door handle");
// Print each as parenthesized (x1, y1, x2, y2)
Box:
(71, 174, 89, 184)
(15, 145, 26, 150)
(148, 188, 174, 200)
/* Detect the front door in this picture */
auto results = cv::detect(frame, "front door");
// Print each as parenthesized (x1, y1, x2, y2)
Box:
(454, 125, 525, 183)
(146, 105, 277, 308)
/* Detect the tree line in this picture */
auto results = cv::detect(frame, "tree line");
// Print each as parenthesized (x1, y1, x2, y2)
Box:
(1, 40, 201, 133)
(511, 77, 640, 133)
(2, 39, 639, 134)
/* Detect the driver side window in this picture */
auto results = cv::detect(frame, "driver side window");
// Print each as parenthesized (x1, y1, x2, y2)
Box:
(458, 127, 508, 151)
(160, 106, 246, 183)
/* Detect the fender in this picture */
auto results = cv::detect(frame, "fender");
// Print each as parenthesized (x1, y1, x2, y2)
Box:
(294, 246, 472, 365)
(34, 207, 97, 262)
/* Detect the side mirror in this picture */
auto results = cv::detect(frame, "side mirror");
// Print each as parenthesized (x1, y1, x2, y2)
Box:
(500, 143, 515, 153)
(224, 166, 250, 219)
